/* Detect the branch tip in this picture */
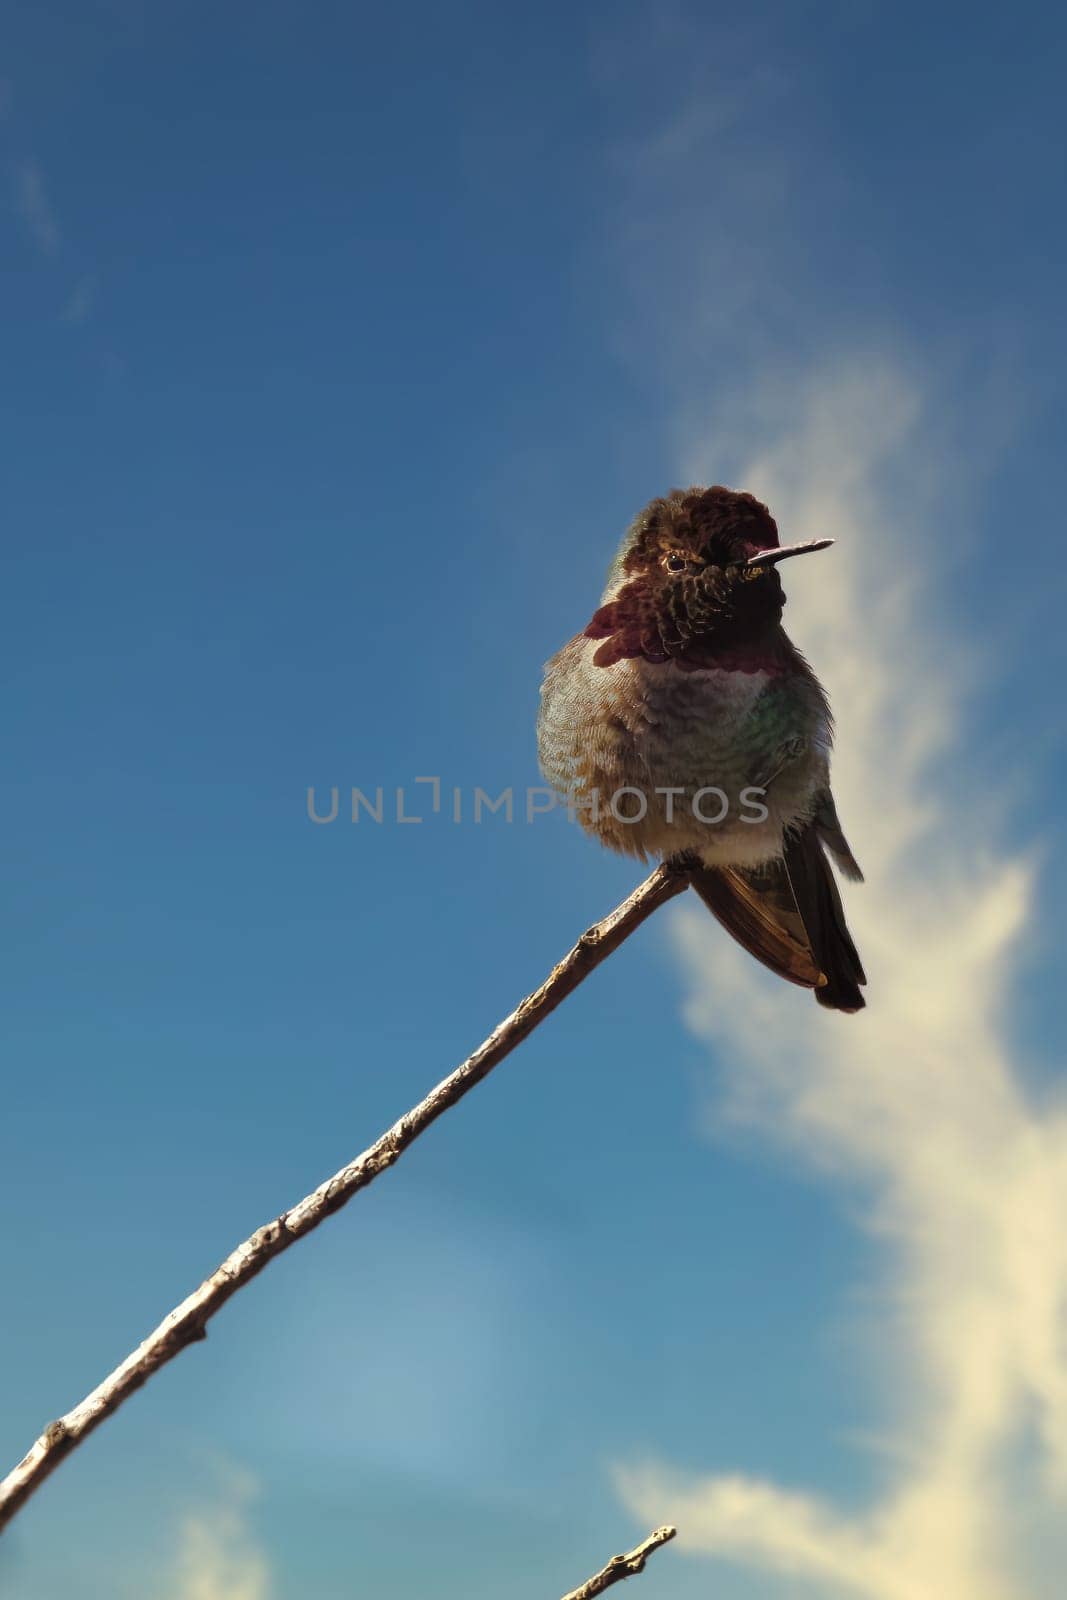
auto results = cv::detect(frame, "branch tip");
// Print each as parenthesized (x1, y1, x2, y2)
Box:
(561, 1525, 677, 1600)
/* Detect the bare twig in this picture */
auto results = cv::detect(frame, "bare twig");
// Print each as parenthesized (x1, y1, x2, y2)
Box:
(0, 862, 691, 1533)
(561, 1526, 677, 1600)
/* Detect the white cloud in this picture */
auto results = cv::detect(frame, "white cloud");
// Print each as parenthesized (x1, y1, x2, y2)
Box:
(159, 1470, 271, 1600)
(616, 357, 1067, 1598)
(11, 160, 61, 255)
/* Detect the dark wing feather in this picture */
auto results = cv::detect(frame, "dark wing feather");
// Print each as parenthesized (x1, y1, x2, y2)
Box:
(783, 823, 866, 1011)
(812, 789, 864, 883)
(686, 858, 825, 990)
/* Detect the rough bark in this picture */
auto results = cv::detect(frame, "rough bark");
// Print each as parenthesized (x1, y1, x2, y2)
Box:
(0, 863, 691, 1533)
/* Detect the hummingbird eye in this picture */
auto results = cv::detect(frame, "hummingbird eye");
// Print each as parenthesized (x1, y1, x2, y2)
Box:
(664, 553, 690, 573)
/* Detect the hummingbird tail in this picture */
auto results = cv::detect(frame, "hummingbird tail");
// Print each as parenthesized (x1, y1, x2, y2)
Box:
(684, 819, 866, 1014)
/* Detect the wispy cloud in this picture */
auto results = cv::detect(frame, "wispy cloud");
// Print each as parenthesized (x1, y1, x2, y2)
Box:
(159, 1469, 272, 1600)
(7, 138, 103, 333)
(60, 273, 96, 325)
(11, 159, 61, 255)
(615, 356, 1067, 1598)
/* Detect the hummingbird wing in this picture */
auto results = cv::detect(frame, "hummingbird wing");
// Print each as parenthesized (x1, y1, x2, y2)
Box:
(685, 815, 866, 1013)
(782, 820, 867, 1011)
(812, 789, 864, 882)
(687, 856, 825, 990)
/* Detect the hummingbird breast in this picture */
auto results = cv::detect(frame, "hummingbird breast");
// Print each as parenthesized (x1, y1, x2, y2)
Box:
(537, 633, 832, 867)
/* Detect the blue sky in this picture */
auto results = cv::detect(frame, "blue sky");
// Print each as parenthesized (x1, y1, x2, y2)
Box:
(3, 3, 1067, 1597)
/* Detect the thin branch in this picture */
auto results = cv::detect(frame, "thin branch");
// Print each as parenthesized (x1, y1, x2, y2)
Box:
(0, 861, 692, 1534)
(561, 1526, 678, 1600)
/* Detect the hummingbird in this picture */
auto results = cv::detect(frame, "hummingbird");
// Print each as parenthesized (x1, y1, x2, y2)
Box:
(537, 485, 866, 1012)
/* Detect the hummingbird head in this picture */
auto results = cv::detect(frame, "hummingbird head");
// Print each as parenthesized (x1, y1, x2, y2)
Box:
(584, 485, 832, 668)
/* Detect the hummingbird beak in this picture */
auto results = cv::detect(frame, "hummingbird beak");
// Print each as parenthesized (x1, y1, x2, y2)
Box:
(745, 538, 835, 569)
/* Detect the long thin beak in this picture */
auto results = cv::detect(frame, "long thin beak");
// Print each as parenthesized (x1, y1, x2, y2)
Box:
(746, 538, 834, 569)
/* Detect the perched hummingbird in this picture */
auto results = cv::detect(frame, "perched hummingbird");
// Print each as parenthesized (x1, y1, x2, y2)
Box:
(537, 485, 866, 1012)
